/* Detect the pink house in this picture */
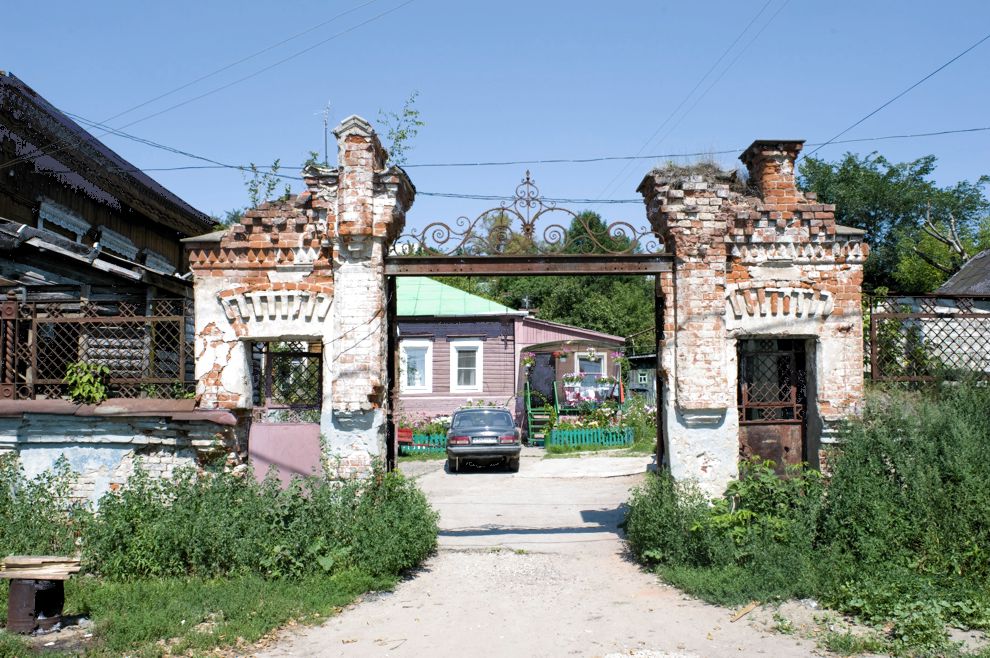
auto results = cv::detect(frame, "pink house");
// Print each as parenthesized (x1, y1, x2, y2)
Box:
(396, 278, 624, 428)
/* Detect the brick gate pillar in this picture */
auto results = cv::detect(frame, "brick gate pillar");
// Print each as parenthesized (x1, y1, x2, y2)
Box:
(639, 144, 867, 497)
(640, 170, 739, 495)
(186, 115, 413, 479)
(327, 116, 414, 476)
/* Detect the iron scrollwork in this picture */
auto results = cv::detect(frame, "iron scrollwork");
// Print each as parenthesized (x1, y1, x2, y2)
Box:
(391, 171, 664, 256)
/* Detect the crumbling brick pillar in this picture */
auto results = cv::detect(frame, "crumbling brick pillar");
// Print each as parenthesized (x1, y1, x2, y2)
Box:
(640, 170, 740, 494)
(639, 142, 867, 497)
(328, 116, 414, 476)
(186, 115, 413, 479)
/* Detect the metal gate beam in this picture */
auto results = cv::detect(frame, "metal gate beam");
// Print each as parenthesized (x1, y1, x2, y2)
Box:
(384, 255, 672, 277)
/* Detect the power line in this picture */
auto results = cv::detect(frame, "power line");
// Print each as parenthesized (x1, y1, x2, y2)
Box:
(596, 0, 776, 200)
(99, 0, 381, 126)
(637, 0, 793, 172)
(31, 112, 990, 199)
(0, 0, 413, 171)
(30, 115, 990, 208)
(805, 30, 990, 159)
(111, 0, 415, 132)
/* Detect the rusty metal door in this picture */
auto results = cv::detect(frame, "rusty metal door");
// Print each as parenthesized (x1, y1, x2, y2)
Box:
(737, 338, 807, 471)
(248, 341, 323, 486)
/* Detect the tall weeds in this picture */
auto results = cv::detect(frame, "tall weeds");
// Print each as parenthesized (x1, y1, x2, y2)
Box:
(625, 383, 990, 650)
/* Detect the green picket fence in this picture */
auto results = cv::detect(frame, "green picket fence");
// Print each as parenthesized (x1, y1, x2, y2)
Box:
(401, 433, 447, 454)
(548, 427, 633, 448)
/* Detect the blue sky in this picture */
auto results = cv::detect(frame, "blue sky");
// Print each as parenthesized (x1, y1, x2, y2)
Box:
(4, 0, 989, 232)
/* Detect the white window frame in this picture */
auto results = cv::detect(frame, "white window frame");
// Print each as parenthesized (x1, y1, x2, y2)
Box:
(574, 351, 606, 375)
(449, 339, 483, 393)
(399, 339, 433, 393)
(638, 371, 649, 385)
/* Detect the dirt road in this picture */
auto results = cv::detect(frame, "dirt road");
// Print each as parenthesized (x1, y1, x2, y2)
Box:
(257, 454, 820, 657)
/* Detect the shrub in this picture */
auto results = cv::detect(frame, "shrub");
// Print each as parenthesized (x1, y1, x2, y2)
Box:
(84, 462, 438, 581)
(0, 453, 88, 557)
(624, 382, 990, 649)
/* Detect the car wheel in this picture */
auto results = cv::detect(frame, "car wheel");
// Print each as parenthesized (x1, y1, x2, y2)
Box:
(506, 457, 520, 473)
(447, 457, 459, 473)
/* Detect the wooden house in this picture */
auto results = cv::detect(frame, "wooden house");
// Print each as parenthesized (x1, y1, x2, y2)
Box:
(396, 277, 624, 427)
(0, 72, 213, 302)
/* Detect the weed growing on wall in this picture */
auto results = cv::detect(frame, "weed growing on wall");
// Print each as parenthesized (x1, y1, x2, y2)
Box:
(625, 383, 990, 653)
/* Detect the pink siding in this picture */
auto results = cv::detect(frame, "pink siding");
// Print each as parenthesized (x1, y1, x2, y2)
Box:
(514, 318, 625, 347)
(399, 322, 517, 422)
(248, 422, 322, 488)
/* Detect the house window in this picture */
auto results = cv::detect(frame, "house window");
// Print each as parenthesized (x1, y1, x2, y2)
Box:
(450, 339, 483, 392)
(638, 371, 648, 385)
(400, 339, 432, 393)
(575, 352, 605, 378)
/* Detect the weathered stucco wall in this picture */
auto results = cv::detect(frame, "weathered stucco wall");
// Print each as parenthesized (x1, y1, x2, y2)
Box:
(640, 140, 867, 496)
(0, 401, 238, 503)
(186, 116, 413, 478)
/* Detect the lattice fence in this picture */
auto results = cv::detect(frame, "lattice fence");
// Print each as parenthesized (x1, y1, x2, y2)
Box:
(0, 298, 195, 400)
(866, 295, 990, 381)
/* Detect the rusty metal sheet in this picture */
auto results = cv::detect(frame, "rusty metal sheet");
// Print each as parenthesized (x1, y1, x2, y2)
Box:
(385, 255, 672, 277)
(739, 423, 803, 472)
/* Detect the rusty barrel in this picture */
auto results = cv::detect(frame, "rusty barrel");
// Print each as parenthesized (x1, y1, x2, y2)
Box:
(7, 579, 64, 634)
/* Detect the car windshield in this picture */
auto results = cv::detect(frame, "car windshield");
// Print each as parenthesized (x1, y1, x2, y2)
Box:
(451, 409, 514, 431)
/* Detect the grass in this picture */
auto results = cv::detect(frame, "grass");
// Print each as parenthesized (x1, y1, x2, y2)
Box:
(0, 571, 392, 657)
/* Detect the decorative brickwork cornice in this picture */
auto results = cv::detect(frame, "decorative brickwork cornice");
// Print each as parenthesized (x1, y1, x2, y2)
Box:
(217, 283, 333, 325)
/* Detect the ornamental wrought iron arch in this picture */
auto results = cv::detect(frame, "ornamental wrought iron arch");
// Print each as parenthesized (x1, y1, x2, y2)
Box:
(389, 171, 665, 257)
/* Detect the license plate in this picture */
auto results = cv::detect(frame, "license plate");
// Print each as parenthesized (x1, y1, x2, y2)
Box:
(472, 437, 497, 445)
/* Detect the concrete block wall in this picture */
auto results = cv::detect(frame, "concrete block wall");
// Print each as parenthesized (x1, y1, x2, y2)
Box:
(639, 141, 867, 496)
(186, 116, 413, 479)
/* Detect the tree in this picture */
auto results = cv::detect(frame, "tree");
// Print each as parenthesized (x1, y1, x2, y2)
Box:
(439, 213, 657, 351)
(378, 91, 425, 166)
(798, 153, 990, 292)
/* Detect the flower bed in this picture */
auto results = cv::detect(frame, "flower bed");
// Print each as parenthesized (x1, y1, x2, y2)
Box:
(548, 426, 633, 448)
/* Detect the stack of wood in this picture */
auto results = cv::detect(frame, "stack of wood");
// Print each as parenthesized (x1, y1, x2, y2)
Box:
(0, 556, 81, 581)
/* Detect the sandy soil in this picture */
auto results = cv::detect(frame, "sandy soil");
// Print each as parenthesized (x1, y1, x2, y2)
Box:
(256, 455, 821, 658)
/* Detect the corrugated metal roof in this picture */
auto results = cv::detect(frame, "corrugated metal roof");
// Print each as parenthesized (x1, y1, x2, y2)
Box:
(396, 277, 523, 316)
(937, 249, 990, 295)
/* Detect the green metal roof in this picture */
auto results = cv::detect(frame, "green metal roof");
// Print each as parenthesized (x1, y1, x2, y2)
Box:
(396, 277, 521, 317)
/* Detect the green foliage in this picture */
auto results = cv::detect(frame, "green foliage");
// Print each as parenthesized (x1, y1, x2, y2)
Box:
(244, 160, 291, 207)
(624, 384, 990, 652)
(0, 454, 89, 560)
(798, 152, 990, 292)
(63, 361, 111, 404)
(440, 213, 656, 351)
(84, 463, 438, 580)
(211, 207, 244, 229)
(378, 91, 425, 166)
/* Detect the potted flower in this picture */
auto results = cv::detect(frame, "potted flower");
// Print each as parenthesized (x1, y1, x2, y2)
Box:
(562, 372, 584, 385)
(521, 352, 536, 370)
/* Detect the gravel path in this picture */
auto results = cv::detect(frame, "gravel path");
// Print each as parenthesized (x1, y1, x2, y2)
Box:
(256, 455, 821, 657)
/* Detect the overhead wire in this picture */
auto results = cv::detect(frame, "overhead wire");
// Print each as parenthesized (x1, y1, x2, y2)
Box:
(28, 112, 990, 206)
(596, 0, 776, 200)
(804, 30, 990, 159)
(0, 0, 413, 171)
